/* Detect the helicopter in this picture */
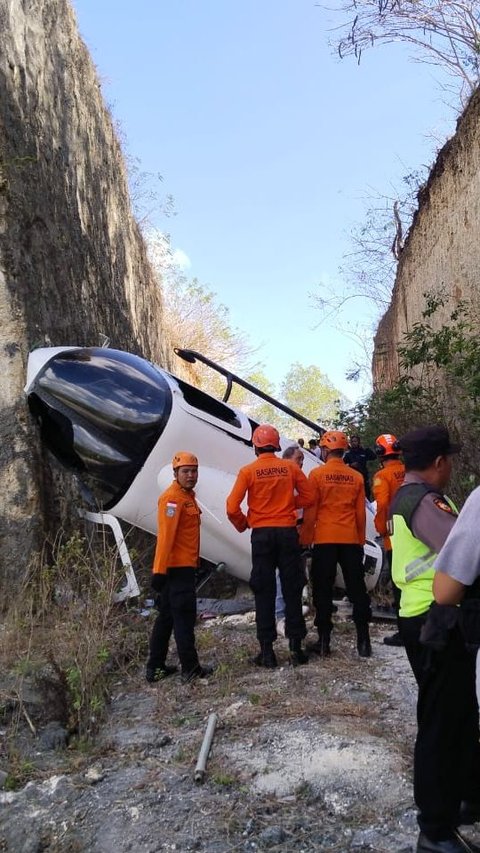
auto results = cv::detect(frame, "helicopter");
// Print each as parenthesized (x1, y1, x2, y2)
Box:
(25, 345, 382, 600)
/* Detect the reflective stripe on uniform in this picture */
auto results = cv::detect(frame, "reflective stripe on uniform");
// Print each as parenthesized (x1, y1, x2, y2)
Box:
(404, 549, 436, 582)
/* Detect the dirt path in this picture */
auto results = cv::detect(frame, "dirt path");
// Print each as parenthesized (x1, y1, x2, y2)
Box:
(2, 614, 479, 852)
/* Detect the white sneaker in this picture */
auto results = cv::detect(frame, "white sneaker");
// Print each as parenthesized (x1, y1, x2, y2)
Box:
(276, 618, 286, 638)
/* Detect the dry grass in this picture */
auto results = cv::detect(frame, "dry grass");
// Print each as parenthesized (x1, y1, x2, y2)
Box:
(0, 530, 147, 745)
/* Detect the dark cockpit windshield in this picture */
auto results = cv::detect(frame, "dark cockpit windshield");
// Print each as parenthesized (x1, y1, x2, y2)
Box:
(27, 348, 172, 508)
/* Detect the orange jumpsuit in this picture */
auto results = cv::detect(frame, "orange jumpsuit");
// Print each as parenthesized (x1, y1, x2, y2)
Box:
(152, 480, 200, 575)
(226, 453, 313, 531)
(300, 456, 370, 639)
(300, 457, 366, 546)
(372, 458, 405, 551)
(226, 453, 314, 643)
(148, 479, 201, 675)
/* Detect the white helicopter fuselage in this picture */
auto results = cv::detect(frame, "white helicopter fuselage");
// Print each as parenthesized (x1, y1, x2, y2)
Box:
(25, 347, 382, 591)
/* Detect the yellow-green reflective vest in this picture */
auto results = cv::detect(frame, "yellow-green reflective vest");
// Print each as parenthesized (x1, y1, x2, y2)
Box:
(390, 483, 456, 618)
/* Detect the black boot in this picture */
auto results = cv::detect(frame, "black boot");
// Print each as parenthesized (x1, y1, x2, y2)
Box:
(417, 829, 480, 852)
(146, 662, 178, 683)
(253, 642, 277, 669)
(356, 623, 372, 658)
(181, 663, 215, 684)
(383, 631, 404, 647)
(289, 638, 309, 666)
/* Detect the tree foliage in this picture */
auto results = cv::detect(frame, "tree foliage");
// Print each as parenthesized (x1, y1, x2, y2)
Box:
(146, 234, 347, 440)
(146, 230, 259, 396)
(330, 1, 480, 103)
(275, 362, 347, 438)
(337, 291, 480, 503)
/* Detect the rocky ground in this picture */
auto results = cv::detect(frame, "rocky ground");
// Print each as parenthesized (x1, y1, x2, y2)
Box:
(2, 607, 480, 853)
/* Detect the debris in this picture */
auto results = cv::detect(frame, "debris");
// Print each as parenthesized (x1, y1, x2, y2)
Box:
(197, 598, 254, 617)
(194, 713, 218, 784)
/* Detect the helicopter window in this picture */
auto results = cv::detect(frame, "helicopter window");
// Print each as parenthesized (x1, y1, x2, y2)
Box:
(28, 348, 172, 508)
(175, 378, 242, 428)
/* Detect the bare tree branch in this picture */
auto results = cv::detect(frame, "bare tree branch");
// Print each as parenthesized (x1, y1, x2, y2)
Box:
(324, 1, 480, 102)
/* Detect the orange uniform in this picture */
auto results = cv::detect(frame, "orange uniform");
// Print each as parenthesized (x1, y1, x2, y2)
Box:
(226, 453, 314, 532)
(301, 456, 366, 545)
(372, 458, 405, 550)
(152, 480, 201, 575)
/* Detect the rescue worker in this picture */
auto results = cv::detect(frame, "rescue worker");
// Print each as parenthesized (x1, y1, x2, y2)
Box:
(226, 424, 313, 668)
(372, 433, 405, 646)
(146, 452, 213, 684)
(389, 426, 480, 853)
(300, 430, 372, 658)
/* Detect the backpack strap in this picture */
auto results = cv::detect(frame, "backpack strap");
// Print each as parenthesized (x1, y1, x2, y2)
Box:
(388, 482, 436, 533)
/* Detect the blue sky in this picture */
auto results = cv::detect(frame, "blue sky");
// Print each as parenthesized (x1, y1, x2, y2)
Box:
(71, 0, 455, 402)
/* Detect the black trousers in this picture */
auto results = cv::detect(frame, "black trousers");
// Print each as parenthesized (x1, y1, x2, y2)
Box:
(310, 543, 371, 634)
(250, 526, 306, 643)
(400, 614, 480, 840)
(148, 567, 199, 673)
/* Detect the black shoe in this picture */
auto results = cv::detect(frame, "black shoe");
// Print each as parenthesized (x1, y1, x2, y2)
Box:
(417, 829, 480, 852)
(181, 664, 215, 684)
(253, 649, 277, 669)
(357, 638, 372, 658)
(383, 632, 404, 647)
(289, 639, 308, 666)
(145, 663, 178, 683)
(459, 801, 480, 825)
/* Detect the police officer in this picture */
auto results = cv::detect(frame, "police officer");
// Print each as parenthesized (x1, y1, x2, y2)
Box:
(226, 424, 313, 668)
(300, 430, 372, 658)
(389, 426, 480, 853)
(146, 452, 213, 684)
(372, 433, 405, 646)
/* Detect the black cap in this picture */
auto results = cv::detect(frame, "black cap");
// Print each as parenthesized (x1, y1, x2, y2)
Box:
(397, 425, 460, 470)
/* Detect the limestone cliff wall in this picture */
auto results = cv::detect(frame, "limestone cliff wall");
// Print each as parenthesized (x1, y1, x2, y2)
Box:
(372, 87, 480, 390)
(0, 0, 174, 589)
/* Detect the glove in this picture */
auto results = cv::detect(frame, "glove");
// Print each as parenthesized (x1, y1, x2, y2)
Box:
(151, 573, 167, 593)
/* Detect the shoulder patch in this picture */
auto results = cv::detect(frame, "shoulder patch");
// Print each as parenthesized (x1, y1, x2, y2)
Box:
(373, 477, 382, 487)
(165, 501, 177, 517)
(433, 497, 455, 515)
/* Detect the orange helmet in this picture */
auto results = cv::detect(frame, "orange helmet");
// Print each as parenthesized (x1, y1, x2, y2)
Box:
(172, 451, 198, 469)
(319, 430, 349, 451)
(252, 424, 281, 450)
(375, 434, 400, 457)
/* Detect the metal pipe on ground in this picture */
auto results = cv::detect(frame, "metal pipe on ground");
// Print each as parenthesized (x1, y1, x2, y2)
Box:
(194, 713, 218, 784)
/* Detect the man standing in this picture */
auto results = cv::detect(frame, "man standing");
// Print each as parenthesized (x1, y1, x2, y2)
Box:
(372, 433, 405, 647)
(307, 438, 321, 458)
(344, 434, 376, 500)
(389, 426, 480, 853)
(226, 424, 313, 668)
(146, 452, 213, 684)
(300, 430, 372, 658)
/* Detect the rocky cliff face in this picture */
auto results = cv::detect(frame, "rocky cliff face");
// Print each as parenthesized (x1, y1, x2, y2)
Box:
(372, 87, 480, 390)
(0, 0, 173, 590)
